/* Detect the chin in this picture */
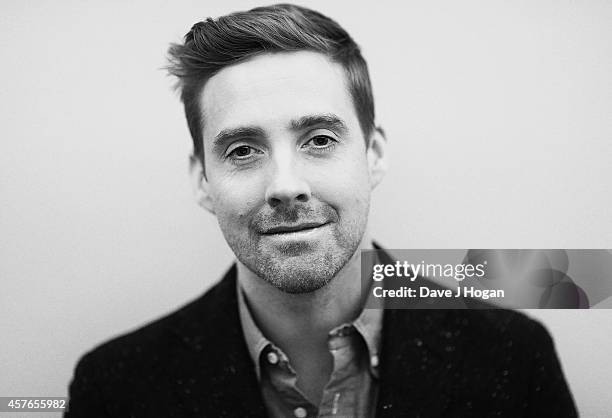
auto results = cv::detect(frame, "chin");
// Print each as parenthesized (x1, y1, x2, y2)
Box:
(269, 255, 339, 293)
(269, 275, 332, 294)
(250, 250, 345, 294)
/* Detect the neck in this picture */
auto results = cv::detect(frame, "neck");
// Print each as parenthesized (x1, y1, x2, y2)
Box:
(237, 234, 373, 354)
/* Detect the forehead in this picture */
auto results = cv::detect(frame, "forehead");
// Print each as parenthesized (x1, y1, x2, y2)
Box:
(199, 51, 360, 141)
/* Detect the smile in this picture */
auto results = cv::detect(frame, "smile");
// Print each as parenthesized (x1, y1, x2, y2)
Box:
(262, 222, 329, 235)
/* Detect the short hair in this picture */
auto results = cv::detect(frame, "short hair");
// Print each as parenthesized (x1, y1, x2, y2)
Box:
(166, 3, 376, 161)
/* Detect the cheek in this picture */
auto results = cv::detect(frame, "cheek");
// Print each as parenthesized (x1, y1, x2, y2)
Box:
(312, 156, 371, 211)
(210, 175, 264, 224)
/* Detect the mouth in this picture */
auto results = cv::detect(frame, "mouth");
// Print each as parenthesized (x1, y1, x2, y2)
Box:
(262, 222, 329, 235)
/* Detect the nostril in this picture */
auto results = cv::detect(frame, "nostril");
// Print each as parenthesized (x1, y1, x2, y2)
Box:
(296, 193, 308, 202)
(268, 197, 282, 207)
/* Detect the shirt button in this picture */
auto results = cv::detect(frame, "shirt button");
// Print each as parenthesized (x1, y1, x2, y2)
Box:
(371, 354, 379, 367)
(266, 351, 279, 364)
(293, 407, 307, 418)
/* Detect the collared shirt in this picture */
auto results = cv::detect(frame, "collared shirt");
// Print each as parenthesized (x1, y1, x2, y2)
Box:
(237, 281, 383, 418)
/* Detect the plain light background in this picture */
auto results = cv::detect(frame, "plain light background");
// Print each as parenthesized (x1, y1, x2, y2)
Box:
(1, 0, 611, 416)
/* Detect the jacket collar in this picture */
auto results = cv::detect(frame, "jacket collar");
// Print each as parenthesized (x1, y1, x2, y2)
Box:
(169, 264, 268, 417)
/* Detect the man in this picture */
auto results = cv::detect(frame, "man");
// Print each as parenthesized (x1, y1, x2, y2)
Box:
(66, 4, 577, 417)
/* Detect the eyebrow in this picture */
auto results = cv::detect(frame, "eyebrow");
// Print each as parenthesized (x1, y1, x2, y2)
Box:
(212, 126, 265, 149)
(290, 113, 348, 134)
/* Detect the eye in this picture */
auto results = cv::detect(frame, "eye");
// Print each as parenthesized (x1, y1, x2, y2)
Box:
(227, 145, 256, 159)
(312, 136, 331, 147)
(303, 135, 337, 150)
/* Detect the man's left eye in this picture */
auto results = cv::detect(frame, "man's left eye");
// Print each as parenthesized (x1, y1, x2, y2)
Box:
(305, 135, 336, 148)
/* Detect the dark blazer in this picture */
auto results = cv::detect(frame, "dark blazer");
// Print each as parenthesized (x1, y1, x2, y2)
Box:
(66, 261, 578, 417)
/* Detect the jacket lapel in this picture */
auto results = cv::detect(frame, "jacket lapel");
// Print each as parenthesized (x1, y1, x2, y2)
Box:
(375, 309, 456, 417)
(374, 247, 456, 417)
(169, 265, 268, 417)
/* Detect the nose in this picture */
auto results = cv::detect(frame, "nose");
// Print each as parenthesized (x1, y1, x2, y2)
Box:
(264, 159, 311, 208)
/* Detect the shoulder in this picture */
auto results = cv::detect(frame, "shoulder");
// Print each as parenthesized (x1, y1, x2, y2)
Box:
(66, 264, 269, 416)
(458, 307, 550, 340)
(86, 267, 235, 362)
(380, 308, 577, 415)
(441, 308, 555, 355)
(449, 310, 576, 415)
(68, 266, 238, 395)
(383, 307, 557, 374)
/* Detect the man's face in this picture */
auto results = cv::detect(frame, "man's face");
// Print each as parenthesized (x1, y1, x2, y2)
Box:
(196, 51, 382, 293)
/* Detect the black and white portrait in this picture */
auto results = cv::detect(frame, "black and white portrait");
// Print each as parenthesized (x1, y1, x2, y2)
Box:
(1, 2, 611, 417)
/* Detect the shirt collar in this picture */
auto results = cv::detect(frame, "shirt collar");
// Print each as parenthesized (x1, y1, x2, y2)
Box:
(237, 266, 383, 380)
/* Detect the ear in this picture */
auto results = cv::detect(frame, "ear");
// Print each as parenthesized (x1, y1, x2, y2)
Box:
(188, 154, 215, 214)
(366, 126, 388, 189)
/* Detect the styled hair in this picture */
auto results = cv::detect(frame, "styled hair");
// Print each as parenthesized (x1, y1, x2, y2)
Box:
(166, 3, 375, 161)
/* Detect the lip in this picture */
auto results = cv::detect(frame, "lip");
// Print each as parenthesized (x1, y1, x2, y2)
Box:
(262, 222, 328, 235)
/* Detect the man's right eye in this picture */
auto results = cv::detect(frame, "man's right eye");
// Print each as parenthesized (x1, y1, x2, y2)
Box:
(227, 145, 256, 159)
